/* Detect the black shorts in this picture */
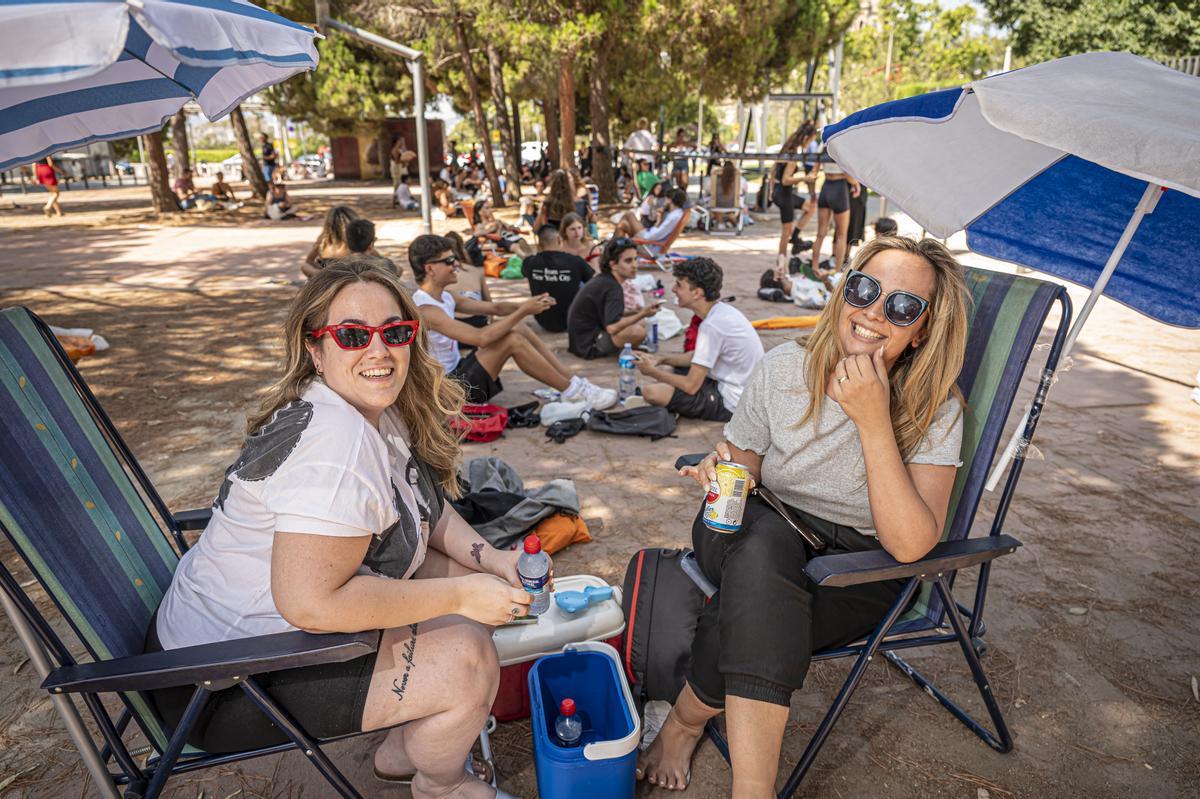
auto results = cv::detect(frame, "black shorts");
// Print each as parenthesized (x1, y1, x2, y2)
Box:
(450, 350, 503, 403)
(144, 613, 381, 753)
(575, 330, 619, 360)
(666, 373, 732, 422)
(772, 185, 795, 224)
(819, 178, 850, 214)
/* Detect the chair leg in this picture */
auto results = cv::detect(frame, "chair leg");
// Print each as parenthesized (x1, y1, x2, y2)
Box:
(141, 687, 212, 799)
(776, 577, 920, 799)
(238, 678, 362, 799)
(883, 579, 1013, 753)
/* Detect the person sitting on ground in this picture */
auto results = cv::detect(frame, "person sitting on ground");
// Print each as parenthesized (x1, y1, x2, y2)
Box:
(345, 218, 401, 277)
(638, 236, 971, 796)
(172, 168, 216, 211)
(635, 258, 763, 422)
(522, 225, 595, 333)
(145, 258, 530, 799)
(566, 237, 661, 359)
(394, 174, 418, 211)
(558, 212, 600, 263)
(445, 231, 494, 333)
(518, 195, 537, 230)
(874, 216, 899, 238)
(532, 170, 575, 231)
(303, 205, 359, 278)
(263, 173, 296, 220)
(210, 171, 242, 209)
(638, 181, 667, 229)
(411, 235, 617, 407)
(613, 188, 687, 254)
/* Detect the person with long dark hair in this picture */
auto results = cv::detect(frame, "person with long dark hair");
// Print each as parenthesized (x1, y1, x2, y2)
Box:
(771, 122, 818, 271)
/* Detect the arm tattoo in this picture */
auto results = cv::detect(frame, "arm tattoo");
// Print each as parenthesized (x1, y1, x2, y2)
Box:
(470, 542, 484, 566)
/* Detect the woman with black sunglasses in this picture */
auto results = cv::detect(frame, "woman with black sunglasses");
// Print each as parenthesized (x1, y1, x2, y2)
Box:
(639, 237, 971, 796)
(144, 259, 526, 798)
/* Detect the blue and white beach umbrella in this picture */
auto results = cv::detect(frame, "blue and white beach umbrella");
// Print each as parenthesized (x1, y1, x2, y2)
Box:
(822, 51, 1200, 481)
(0, 0, 320, 172)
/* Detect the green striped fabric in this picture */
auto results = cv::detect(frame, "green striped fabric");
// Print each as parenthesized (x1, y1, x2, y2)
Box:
(892, 268, 1062, 632)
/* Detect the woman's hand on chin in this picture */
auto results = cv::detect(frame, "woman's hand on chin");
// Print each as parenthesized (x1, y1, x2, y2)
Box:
(830, 346, 892, 434)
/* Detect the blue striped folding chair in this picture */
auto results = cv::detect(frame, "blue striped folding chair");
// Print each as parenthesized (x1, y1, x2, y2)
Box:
(0, 306, 381, 798)
(698, 267, 1072, 796)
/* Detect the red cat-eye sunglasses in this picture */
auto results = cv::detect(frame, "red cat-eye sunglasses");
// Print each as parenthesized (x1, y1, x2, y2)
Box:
(310, 320, 420, 350)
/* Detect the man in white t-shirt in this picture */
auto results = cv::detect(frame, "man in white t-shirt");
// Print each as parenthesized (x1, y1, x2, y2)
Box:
(613, 187, 687, 255)
(409, 234, 618, 408)
(636, 257, 764, 421)
(622, 117, 657, 168)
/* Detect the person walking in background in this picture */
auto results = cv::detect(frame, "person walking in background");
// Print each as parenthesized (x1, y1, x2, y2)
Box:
(771, 123, 817, 272)
(390, 136, 411, 208)
(671, 128, 691, 191)
(259, 132, 277, 183)
(34, 156, 65, 217)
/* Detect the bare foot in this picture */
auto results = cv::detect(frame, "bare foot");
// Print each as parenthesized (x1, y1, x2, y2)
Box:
(636, 710, 706, 791)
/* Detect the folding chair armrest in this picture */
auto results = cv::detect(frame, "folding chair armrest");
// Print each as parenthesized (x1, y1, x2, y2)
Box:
(42, 630, 379, 695)
(804, 535, 1022, 588)
(172, 507, 213, 531)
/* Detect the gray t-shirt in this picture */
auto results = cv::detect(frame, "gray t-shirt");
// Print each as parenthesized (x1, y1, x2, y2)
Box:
(724, 341, 963, 538)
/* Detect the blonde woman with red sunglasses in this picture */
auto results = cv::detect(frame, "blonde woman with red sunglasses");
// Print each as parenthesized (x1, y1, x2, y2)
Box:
(640, 237, 971, 797)
(144, 259, 527, 798)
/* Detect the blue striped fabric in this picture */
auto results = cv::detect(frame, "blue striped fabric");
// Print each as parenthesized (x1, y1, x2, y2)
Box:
(890, 268, 1063, 634)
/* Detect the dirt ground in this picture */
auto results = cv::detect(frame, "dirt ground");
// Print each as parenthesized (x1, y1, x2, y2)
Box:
(0, 178, 1197, 798)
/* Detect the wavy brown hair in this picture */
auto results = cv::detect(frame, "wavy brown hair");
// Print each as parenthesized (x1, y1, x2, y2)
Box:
(247, 258, 467, 495)
(801, 236, 971, 461)
(542, 169, 576, 222)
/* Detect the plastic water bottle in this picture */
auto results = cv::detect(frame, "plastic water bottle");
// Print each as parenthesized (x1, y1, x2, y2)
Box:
(554, 698, 583, 747)
(517, 535, 551, 616)
(618, 344, 637, 401)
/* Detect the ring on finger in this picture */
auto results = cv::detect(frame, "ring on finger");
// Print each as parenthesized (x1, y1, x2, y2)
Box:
(511, 606, 522, 617)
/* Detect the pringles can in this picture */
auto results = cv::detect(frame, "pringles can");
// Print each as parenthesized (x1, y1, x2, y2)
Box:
(703, 461, 751, 533)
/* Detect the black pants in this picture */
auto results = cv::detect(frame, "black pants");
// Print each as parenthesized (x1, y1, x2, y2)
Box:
(686, 495, 909, 708)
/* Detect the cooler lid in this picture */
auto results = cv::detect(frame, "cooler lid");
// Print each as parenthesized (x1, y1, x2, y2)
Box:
(493, 574, 626, 667)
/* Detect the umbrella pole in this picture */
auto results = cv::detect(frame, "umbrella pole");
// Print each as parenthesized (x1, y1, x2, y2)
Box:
(984, 181, 1162, 492)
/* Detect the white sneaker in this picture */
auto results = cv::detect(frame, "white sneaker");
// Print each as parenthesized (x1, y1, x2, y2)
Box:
(578, 379, 619, 410)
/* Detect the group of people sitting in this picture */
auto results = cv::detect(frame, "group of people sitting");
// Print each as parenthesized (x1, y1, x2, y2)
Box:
(143, 224, 973, 798)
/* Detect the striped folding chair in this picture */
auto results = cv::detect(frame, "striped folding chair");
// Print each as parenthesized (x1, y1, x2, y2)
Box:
(0, 306, 381, 798)
(699, 267, 1073, 796)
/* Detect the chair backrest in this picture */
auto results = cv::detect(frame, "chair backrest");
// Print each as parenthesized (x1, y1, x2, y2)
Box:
(892, 268, 1066, 633)
(712, 166, 742, 209)
(658, 207, 691, 251)
(0, 307, 182, 746)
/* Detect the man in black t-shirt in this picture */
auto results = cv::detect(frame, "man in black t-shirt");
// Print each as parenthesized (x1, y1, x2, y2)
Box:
(567, 238, 660, 359)
(522, 226, 595, 332)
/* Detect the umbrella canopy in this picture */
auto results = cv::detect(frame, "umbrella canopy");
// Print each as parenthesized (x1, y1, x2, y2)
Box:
(0, 0, 319, 172)
(823, 51, 1200, 329)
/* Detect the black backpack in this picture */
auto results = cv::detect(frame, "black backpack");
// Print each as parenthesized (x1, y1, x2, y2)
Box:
(585, 406, 676, 441)
(620, 547, 713, 712)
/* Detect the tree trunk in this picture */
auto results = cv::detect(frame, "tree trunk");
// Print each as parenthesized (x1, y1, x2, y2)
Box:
(453, 18, 505, 207)
(511, 95, 522, 172)
(230, 105, 268, 198)
(169, 111, 191, 178)
(558, 52, 576, 171)
(588, 44, 616, 202)
(544, 92, 560, 169)
(486, 43, 521, 201)
(144, 131, 181, 213)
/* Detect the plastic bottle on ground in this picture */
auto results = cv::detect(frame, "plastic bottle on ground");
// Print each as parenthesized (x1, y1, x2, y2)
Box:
(618, 344, 637, 402)
(554, 698, 583, 747)
(517, 534, 551, 616)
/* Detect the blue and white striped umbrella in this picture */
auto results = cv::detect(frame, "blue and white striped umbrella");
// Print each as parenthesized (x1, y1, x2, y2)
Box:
(824, 51, 1200, 333)
(0, 0, 319, 172)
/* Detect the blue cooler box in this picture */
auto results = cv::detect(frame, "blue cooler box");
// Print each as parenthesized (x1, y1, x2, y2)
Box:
(528, 642, 641, 799)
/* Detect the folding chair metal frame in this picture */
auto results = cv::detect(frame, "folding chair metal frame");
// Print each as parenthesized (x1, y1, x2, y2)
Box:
(0, 307, 491, 799)
(635, 207, 693, 271)
(695, 269, 1073, 796)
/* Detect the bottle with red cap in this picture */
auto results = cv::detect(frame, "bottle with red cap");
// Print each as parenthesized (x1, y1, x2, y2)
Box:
(554, 698, 583, 747)
(517, 534, 551, 616)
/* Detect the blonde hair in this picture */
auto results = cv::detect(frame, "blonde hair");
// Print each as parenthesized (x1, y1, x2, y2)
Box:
(247, 258, 466, 495)
(801, 236, 971, 460)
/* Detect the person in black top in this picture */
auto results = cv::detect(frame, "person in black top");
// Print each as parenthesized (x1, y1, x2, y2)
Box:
(522, 226, 594, 332)
(259, 132, 277, 183)
(771, 122, 816, 271)
(566, 237, 661, 359)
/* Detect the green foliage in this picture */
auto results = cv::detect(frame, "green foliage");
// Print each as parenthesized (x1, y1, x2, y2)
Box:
(840, 0, 1006, 114)
(981, 0, 1200, 62)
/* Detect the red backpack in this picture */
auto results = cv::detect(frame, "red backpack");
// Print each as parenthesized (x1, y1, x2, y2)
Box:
(451, 404, 509, 443)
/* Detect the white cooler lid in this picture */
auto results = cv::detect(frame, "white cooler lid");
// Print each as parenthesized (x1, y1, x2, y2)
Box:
(492, 574, 626, 667)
